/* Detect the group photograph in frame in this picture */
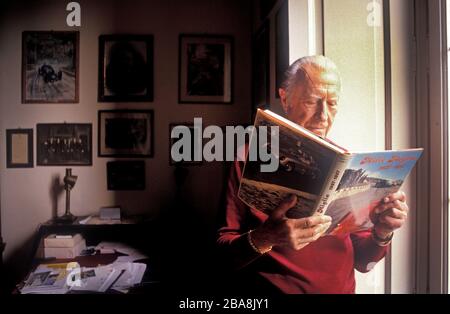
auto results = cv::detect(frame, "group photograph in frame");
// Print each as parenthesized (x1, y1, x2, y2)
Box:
(36, 123, 92, 166)
(6, 129, 34, 168)
(98, 110, 154, 157)
(178, 34, 233, 104)
(22, 31, 79, 103)
(98, 34, 154, 102)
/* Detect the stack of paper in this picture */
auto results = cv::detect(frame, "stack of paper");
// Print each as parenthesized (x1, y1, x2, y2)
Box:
(20, 262, 79, 294)
(20, 261, 147, 294)
(70, 265, 122, 293)
(44, 234, 86, 259)
(110, 262, 147, 293)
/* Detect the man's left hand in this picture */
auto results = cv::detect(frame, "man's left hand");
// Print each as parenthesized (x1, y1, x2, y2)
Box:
(370, 191, 408, 240)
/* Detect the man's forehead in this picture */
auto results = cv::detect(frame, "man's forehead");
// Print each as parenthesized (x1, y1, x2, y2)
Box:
(303, 65, 340, 87)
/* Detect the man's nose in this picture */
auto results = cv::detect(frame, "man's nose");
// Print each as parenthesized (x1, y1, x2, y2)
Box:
(316, 100, 328, 121)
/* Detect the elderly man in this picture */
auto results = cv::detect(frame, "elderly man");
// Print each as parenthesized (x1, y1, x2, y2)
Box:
(217, 55, 408, 294)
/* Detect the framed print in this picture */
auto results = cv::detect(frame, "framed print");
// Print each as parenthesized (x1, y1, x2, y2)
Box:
(252, 21, 270, 120)
(98, 34, 153, 102)
(98, 110, 154, 157)
(36, 123, 92, 166)
(169, 123, 203, 166)
(107, 161, 145, 190)
(22, 31, 79, 103)
(6, 129, 33, 168)
(178, 34, 233, 104)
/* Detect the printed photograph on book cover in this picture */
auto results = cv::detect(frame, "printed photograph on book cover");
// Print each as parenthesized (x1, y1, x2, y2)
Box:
(238, 114, 337, 218)
(326, 150, 423, 235)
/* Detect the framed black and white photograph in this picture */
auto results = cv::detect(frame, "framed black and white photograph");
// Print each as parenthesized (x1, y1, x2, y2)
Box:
(22, 31, 79, 103)
(98, 110, 154, 157)
(36, 123, 92, 166)
(107, 160, 145, 190)
(98, 34, 153, 102)
(6, 129, 34, 168)
(179, 34, 233, 104)
(169, 123, 203, 166)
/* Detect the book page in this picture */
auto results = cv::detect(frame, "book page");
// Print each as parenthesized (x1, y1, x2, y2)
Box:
(238, 110, 340, 218)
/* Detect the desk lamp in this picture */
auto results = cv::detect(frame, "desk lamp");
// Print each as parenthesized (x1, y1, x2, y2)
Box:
(56, 168, 78, 224)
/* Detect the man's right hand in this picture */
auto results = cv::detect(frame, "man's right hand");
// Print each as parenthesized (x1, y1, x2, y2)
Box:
(251, 195, 332, 251)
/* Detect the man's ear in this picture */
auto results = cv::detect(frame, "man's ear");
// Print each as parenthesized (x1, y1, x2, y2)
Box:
(279, 88, 289, 113)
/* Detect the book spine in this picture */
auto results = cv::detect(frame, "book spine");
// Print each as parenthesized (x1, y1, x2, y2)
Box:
(313, 153, 351, 214)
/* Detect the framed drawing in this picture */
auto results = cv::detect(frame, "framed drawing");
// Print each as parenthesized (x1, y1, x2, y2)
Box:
(107, 161, 145, 190)
(6, 129, 33, 168)
(178, 34, 233, 104)
(98, 34, 153, 102)
(169, 123, 203, 166)
(252, 21, 271, 120)
(36, 123, 92, 166)
(22, 31, 79, 103)
(98, 110, 154, 157)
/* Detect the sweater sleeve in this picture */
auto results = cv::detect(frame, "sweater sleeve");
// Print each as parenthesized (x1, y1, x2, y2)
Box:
(216, 159, 263, 270)
(350, 229, 390, 273)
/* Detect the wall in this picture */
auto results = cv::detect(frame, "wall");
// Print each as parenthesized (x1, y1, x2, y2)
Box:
(0, 0, 252, 271)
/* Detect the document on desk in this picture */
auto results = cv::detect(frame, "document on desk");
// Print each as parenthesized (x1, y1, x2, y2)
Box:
(110, 262, 147, 292)
(95, 242, 148, 262)
(20, 263, 78, 294)
(71, 265, 122, 293)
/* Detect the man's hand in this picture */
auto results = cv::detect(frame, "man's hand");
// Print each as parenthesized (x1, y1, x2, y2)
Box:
(370, 191, 408, 240)
(251, 195, 332, 251)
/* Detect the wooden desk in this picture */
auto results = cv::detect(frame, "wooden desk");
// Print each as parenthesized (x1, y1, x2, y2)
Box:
(16, 217, 163, 294)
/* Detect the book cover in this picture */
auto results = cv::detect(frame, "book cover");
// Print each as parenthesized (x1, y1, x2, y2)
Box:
(326, 150, 423, 235)
(238, 109, 423, 234)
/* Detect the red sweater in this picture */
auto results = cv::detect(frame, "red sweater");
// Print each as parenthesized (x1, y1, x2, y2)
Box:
(217, 159, 389, 294)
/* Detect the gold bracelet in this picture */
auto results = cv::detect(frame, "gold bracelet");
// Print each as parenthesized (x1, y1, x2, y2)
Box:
(247, 229, 272, 254)
(371, 228, 393, 246)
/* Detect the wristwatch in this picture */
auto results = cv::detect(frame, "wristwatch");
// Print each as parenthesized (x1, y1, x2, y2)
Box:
(371, 228, 393, 246)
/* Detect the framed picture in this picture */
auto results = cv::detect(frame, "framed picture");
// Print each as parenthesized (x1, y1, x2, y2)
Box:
(169, 123, 203, 166)
(6, 129, 33, 168)
(36, 123, 92, 166)
(252, 21, 271, 120)
(98, 34, 153, 102)
(22, 31, 79, 103)
(178, 34, 233, 104)
(98, 110, 154, 157)
(107, 161, 145, 190)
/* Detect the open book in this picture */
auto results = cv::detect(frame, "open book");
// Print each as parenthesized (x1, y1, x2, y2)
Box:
(238, 109, 423, 235)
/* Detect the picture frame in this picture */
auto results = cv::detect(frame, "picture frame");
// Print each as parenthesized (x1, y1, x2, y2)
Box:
(169, 123, 203, 166)
(178, 34, 233, 104)
(107, 161, 145, 190)
(98, 34, 153, 102)
(22, 31, 79, 103)
(36, 123, 92, 166)
(6, 129, 34, 168)
(98, 110, 154, 157)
